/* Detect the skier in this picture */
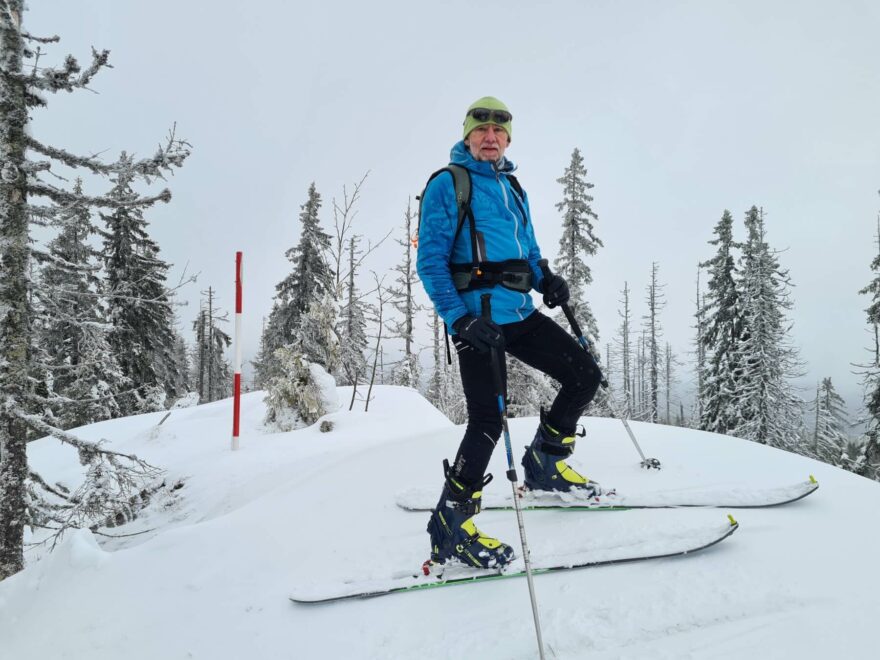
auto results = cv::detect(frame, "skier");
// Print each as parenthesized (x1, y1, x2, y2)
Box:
(417, 97, 603, 569)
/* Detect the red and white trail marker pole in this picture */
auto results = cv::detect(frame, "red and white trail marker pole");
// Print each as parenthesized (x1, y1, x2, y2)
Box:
(232, 251, 243, 451)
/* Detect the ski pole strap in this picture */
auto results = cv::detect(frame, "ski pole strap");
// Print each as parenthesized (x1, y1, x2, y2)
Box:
(451, 259, 532, 293)
(480, 293, 493, 321)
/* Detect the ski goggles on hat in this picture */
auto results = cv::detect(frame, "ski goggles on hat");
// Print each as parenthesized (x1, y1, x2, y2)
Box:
(467, 108, 512, 124)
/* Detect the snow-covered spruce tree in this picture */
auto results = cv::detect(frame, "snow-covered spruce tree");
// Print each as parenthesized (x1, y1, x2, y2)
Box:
(728, 207, 805, 449)
(263, 294, 340, 429)
(34, 179, 129, 428)
(554, 147, 602, 343)
(101, 155, 183, 413)
(810, 378, 850, 466)
(699, 210, 743, 434)
(255, 182, 334, 382)
(855, 212, 880, 479)
(169, 326, 191, 400)
(663, 343, 680, 425)
(337, 236, 368, 390)
(0, 9, 188, 579)
(297, 292, 340, 376)
(691, 268, 706, 427)
(643, 263, 666, 423)
(388, 198, 422, 388)
(263, 345, 337, 432)
(252, 304, 282, 389)
(190, 288, 232, 404)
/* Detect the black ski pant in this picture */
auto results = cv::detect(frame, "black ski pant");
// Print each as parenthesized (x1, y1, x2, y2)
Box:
(450, 310, 602, 487)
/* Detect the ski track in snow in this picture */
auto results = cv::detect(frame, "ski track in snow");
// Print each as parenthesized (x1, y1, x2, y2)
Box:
(2, 386, 880, 659)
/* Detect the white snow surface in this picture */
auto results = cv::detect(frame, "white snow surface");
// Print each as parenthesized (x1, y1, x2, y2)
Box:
(2, 386, 879, 659)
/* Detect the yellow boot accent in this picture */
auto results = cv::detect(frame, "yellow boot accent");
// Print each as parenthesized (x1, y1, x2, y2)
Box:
(545, 422, 576, 447)
(555, 460, 589, 485)
(460, 518, 504, 550)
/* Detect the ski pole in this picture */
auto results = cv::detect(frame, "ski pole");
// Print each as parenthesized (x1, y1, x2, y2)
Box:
(481, 294, 546, 660)
(537, 259, 661, 470)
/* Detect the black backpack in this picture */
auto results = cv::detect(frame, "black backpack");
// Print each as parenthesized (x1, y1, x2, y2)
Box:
(415, 164, 527, 260)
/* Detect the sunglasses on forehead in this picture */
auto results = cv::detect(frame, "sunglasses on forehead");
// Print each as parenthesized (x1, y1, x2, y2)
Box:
(468, 108, 512, 124)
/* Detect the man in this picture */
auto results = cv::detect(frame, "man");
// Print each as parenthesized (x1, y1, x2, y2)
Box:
(417, 97, 603, 569)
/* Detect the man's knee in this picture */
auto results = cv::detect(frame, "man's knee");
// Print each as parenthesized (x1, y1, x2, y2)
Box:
(465, 417, 503, 445)
(566, 351, 602, 402)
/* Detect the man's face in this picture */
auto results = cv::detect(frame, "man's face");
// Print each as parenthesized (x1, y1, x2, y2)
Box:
(465, 124, 509, 162)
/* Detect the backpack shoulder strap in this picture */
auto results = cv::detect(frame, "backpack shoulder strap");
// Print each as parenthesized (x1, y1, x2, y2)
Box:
(446, 164, 472, 246)
(416, 165, 474, 250)
(507, 173, 525, 201)
(506, 174, 528, 227)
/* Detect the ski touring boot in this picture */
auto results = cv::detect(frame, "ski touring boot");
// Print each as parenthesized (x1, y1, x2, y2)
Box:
(425, 460, 515, 573)
(521, 408, 604, 497)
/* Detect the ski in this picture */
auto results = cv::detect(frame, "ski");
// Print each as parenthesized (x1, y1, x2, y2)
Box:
(395, 476, 818, 512)
(290, 517, 739, 604)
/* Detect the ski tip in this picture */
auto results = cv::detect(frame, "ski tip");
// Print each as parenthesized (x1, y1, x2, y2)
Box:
(727, 513, 738, 527)
(808, 474, 818, 485)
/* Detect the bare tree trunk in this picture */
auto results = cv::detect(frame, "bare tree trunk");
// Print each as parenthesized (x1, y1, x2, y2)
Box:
(348, 374, 360, 411)
(365, 331, 383, 412)
(0, 1, 31, 579)
(618, 282, 631, 416)
(648, 265, 659, 422)
(665, 342, 672, 424)
(365, 278, 388, 412)
(207, 287, 214, 402)
(196, 307, 206, 399)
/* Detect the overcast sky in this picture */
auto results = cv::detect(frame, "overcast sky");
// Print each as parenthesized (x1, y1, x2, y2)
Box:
(28, 0, 880, 418)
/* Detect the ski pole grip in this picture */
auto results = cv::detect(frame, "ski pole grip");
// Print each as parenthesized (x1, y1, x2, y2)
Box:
(480, 293, 492, 320)
(537, 259, 583, 338)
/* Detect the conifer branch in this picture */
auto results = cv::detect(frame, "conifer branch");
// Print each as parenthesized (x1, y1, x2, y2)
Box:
(11, 406, 158, 469)
(25, 127, 191, 180)
(18, 47, 111, 93)
(28, 180, 172, 209)
(28, 470, 71, 502)
(21, 32, 60, 44)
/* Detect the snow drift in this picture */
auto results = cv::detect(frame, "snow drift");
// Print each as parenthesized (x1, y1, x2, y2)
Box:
(2, 386, 879, 659)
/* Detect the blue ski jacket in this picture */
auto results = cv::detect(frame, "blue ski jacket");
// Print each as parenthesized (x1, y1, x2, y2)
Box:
(417, 141, 545, 333)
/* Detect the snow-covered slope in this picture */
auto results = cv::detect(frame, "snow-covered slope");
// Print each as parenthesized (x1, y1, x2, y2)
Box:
(2, 387, 879, 659)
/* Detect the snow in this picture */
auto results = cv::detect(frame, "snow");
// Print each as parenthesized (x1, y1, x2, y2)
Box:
(2, 386, 880, 659)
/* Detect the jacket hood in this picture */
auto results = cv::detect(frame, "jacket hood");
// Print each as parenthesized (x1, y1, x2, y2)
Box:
(450, 140, 517, 176)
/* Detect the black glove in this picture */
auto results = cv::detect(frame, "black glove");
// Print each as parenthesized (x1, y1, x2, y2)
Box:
(453, 315, 505, 353)
(541, 273, 570, 308)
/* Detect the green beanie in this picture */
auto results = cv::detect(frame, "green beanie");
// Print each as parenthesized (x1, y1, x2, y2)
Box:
(463, 96, 512, 142)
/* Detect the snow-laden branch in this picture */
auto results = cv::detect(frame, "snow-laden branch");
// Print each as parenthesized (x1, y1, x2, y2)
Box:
(26, 127, 191, 181)
(28, 179, 171, 209)
(16, 47, 112, 93)
(28, 469, 71, 502)
(10, 405, 157, 467)
(21, 32, 60, 44)
(31, 248, 100, 274)
(25, 384, 141, 409)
